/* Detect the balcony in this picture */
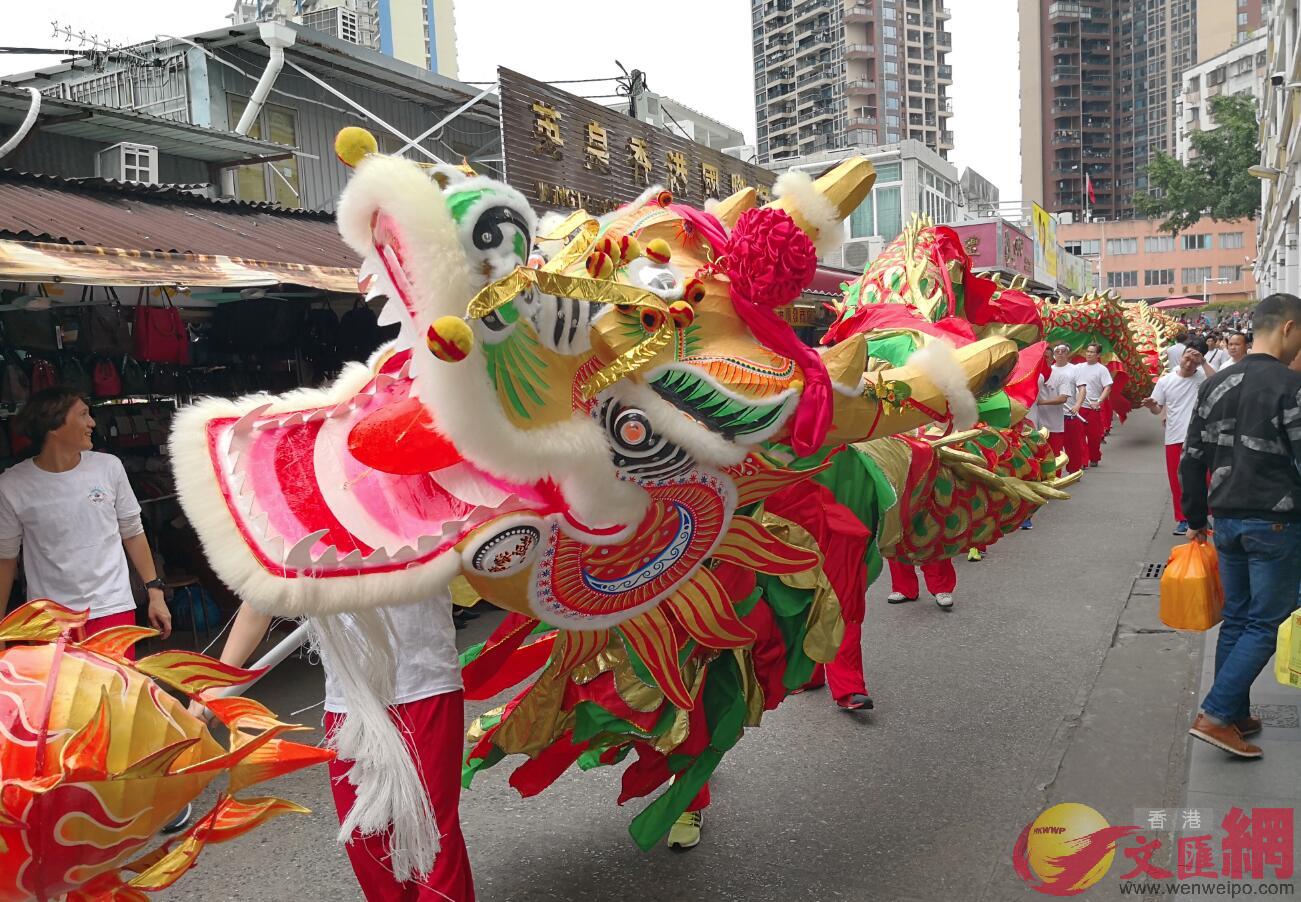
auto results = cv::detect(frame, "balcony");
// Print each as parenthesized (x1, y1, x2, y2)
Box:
(796, 67, 836, 87)
(845, 3, 871, 23)
(939, 130, 954, 145)
(1052, 129, 1082, 144)
(846, 78, 877, 93)
(848, 114, 878, 129)
(846, 43, 873, 60)
(1053, 98, 1080, 113)
(937, 32, 952, 48)
(937, 64, 952, 82)
(937, 5, 951, 19)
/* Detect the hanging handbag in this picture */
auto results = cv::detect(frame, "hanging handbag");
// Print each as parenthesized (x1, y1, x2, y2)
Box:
(0, 286, 60, 351)
(80, 290, 133, 356)
(92, 357, 122, 398)
(0, 349, 29, 407)
(59, 354, 91, 396)
(133, 288, 191, 364)
(120, 356, 148, 396)
(28, 358, 57, 393)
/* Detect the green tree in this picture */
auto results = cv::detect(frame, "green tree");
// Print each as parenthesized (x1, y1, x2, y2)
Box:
(1134, 93, 1260, 234)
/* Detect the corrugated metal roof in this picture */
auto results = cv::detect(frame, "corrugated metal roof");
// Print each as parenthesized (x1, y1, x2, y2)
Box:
(0, 87, 295, 164)
(0, 169, 358, 269)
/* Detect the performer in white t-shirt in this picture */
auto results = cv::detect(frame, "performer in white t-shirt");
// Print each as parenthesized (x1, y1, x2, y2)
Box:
(0, 388, 172, 645)
(1023, 345, 1074, 530)
(199, 598, 474, 901)
(1075, 343, 1114, 467)
(1142, 337, 1210, 537)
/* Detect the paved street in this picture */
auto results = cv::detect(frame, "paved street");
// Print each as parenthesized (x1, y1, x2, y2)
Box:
(169, 414, 1228, 901)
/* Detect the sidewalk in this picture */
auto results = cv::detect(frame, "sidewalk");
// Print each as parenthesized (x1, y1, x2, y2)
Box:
(1184, 627, 1301, 876)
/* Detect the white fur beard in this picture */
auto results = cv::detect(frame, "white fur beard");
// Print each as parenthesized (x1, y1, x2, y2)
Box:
(313, 610, 440, 882)
(908, 340, 979, 430)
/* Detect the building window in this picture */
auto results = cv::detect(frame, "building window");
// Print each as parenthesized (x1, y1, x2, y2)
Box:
(1219, 231, 1244, 249)
(850, 194, 874, 239)
(1218, 265, 1243, 282)
(1144, 268, 1175, 286)
(876, 185, 903, 243)
(1144, 235, 1175, 252)
(874, 162, 903, 182)
(1105, 237, 1137, 255)
(1182, 266, 1213, 283)
(1182, 234, 1211, 250)
(1065, 239, 1101, 256)
(226, 94, 300, 207)
(1106, 271, 1138, 289)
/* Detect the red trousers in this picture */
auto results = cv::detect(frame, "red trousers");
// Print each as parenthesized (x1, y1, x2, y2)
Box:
(806, 619, 868, 702)
(887, 558, 957, 597)
(1164, 442, 1185, 522)
(1063, 416, 1087, 474)
(1081, 407, 1105, 464)
(1100, 399, 1115, 435)
(1047, 431, 1066, 461)
(324, 691, 475, 902)
(80, 609, 138, 660)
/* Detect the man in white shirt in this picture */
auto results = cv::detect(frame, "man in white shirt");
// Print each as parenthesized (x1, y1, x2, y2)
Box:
(1023, 345, 1074, 530)
(1075, 343, 1114, 467)
(1143, 338, 1210, 536)
(1223, 331, 1249, 368)
(1205, 334, 1231, 371)
(1048, 345, 1089, 475)
(0, 388, 171, 646)
(1165, 329, 1189, 371)
(199, 599, 476, 901)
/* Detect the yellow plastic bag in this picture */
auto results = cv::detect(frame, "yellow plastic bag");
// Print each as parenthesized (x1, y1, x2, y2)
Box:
(1158, 538, 1224, 631)
(1276, 610, 1301, 688)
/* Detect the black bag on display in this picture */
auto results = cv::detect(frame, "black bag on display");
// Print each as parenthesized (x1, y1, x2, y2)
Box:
(80, 299, 133, 356)
(120, 356, 148, 396)
(0, 309, 60, 352)
(211, 298, 307, 358)
(338, 299, 382, 362)
(59, 354, 91, 396)
(302, 305, 341, 371)
(0, 350, 29, 407)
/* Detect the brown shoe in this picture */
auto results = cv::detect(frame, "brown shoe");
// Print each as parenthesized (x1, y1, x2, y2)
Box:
(1190, 713, 1262, 758)
(1235, 715, 1263, 737)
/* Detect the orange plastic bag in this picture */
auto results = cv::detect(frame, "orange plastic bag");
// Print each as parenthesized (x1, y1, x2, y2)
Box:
(1159, 537, 1224, 631)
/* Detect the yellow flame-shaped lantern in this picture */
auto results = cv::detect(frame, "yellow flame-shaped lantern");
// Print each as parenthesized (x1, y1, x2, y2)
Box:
(0, 600, 333, 901)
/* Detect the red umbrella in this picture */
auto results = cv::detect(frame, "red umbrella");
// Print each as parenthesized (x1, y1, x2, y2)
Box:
(1152, 296, 1207, 310)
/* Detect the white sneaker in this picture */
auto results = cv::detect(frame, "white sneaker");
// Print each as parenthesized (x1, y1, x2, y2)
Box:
(934, 593, 954, 610)
(887, 592, 917, 604)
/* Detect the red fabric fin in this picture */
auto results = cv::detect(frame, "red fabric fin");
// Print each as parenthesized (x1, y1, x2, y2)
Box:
(507, 731, 589, 798)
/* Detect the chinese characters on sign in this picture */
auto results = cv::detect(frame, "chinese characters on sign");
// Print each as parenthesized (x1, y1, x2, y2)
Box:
(532, 101, 564, 159)
(500, 67, 775, 213)
(1124, 806, 1294, 882)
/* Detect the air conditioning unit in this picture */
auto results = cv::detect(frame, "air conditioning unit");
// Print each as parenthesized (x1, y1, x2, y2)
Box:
(300, 6, 364, 45)
(96, 142, 158, 184)
(823, 236, 884, 272)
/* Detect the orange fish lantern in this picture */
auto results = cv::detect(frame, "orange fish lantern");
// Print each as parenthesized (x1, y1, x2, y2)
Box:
(0, 600, 334, 901)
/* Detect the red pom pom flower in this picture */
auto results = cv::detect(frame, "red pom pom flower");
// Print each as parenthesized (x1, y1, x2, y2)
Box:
(724, 207, 818, 308)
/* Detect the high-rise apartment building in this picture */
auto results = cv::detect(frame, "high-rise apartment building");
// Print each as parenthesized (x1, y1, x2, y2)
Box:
(232, 0, 458, 78)
(1022, 0, 1265, 223)
(752, 0, 954, 165)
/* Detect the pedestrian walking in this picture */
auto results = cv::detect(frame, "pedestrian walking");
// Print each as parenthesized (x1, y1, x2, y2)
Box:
(1142, 337, 1209, 536)
(1183, 293, 1301, 759)
(1023, 346, 1073, 529)
(1075, 343, 1113, 467)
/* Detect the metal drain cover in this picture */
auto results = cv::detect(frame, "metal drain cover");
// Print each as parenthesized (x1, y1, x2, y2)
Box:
(1139, 562, 1167, 579)
(1251, 704, 1299, 728)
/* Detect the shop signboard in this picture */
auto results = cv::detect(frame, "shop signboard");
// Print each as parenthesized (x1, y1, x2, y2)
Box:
(951, 221, 1034, 280)
(498, 67, 775, 215)
(1031, 203, 1059, 285)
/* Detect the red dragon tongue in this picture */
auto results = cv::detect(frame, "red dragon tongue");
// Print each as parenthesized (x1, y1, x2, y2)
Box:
(348, 396, 463, 476)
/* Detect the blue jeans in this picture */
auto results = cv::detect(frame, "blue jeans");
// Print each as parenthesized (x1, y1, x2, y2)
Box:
(1201, 519, 1301, 723)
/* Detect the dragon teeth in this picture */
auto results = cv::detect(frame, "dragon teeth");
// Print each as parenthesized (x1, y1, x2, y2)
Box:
(285, 529, 329, 568)
(233, 403, 271, 437)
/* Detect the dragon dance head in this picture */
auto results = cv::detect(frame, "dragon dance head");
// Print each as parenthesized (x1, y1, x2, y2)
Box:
(171, 134, 1019, 692)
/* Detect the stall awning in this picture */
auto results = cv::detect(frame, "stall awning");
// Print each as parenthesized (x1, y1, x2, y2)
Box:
(0, 240, 357, 293)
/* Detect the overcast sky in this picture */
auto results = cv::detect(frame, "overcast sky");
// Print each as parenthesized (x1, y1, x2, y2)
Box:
(2, 0, 1021, 198)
